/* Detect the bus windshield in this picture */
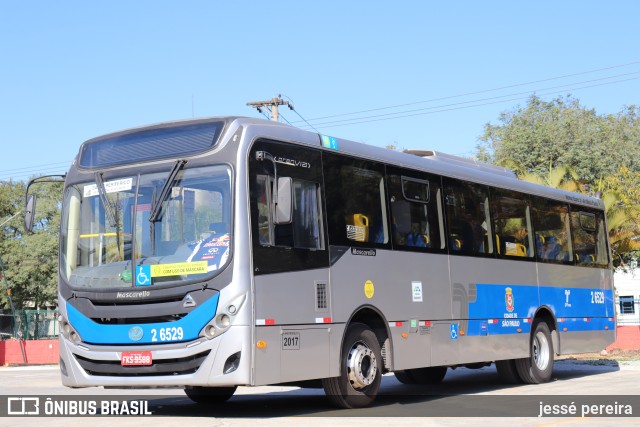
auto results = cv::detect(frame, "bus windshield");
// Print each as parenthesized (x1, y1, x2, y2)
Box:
(61, 165, 232, 290)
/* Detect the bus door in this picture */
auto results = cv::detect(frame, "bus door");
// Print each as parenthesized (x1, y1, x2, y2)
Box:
(248, 140, 330, 385)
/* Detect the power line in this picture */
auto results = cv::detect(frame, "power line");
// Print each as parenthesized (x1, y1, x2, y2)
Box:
(281, 94, 319, 133)
(295, 74, 640, 130)
(1, 160, 70, 174)
(0, 167, 69, 183)
(303, 76, 640, 130)
(290, 60, 640, 124)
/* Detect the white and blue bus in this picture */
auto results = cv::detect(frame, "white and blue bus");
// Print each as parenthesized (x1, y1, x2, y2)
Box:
(27, 117, 615, 408)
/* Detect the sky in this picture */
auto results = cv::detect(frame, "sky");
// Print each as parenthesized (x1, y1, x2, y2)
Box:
(1, 1, 639, 182)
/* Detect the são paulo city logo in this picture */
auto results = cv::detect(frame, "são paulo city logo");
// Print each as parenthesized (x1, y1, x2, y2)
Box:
(501, 287, 520, 328)
(505, 287, 515, 312)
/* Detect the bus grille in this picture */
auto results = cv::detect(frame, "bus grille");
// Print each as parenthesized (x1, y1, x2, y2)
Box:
(91, 314, 187, 325)
(74, 350, 210, 377)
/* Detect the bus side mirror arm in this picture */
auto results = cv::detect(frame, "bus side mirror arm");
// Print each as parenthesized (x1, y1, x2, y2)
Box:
(23, 173, 66, 233)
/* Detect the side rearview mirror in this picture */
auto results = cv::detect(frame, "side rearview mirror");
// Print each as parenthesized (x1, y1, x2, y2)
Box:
(24, 195, 37, 233)
(274, 177, 293, 225)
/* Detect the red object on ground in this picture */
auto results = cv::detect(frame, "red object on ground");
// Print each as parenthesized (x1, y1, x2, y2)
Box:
(606, 326, 640, 351)
(0, 339, 59, 365)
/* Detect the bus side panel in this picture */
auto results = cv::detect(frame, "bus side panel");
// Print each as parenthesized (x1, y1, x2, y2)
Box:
(330, 250, 450, 371)
(538, 263, 615, 354)
(253, 269, 333, 385)
(448, 256, 538, 364)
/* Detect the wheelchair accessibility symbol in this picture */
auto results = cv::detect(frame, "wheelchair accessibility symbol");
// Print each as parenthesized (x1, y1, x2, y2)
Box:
(136, 265, 152, 286)
(450, 323, 458, 340)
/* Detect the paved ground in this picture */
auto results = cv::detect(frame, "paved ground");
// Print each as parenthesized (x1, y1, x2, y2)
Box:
(0, 359, 639, 427)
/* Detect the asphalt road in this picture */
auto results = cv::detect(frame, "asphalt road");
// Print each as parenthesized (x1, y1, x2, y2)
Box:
(1, 359, 639, 427)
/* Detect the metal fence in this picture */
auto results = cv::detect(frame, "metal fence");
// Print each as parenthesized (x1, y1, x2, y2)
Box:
(0, 310, 58, 340)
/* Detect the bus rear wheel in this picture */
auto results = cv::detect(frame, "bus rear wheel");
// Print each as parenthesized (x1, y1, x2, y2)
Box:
(322, 323, 382, 409)
(184, 386, 237, 404)
(515, 321, 554, 384)
(495, 359, 523, 384)
(394, 366, 447, 384)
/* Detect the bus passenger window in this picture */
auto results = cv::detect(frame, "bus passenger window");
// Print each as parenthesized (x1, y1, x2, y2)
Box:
(443, 179, 492, 256)
(388, 171, 443, 250)
(571, 210, 609, 267)
(531, 197, 572, 263)
(491, 188, 534, 259)
(324, 154, 388, 247)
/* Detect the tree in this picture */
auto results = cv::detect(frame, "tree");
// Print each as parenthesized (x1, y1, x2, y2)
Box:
(0, 179, 63, 309)
(601, 167, 640, 261)
(477, 95, 640, 188)
(519, 164, 579, 193)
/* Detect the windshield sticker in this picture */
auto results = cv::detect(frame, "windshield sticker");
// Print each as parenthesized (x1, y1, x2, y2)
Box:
(84, 178, 133, 197)
(135, 265, 152, 286)
(150, 261, 208, 278)
(185, 234, 230, 269)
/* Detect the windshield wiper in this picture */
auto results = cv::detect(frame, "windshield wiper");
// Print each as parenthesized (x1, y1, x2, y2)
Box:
(94, 172, 118, 228)
(148, 160, 187, 223)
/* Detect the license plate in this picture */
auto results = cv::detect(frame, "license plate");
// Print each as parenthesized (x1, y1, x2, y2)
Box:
(121, 351, 152, 366)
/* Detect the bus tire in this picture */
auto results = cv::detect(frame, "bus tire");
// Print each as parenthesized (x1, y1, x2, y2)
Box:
(515, 321, 554, 384)
(395, 367, 447, 385)
(184, 386, 237, 404)
(394, 370, 416, 384)
(322, 323, 382, 409)
(495, 359, 523, 384)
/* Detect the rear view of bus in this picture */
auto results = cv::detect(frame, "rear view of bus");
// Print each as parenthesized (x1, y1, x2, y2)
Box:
(57, 118, 246, 402)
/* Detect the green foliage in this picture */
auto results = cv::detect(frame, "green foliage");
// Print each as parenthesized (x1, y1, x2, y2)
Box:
(477, 95, 640, 186)
(0, 179, 63, 309)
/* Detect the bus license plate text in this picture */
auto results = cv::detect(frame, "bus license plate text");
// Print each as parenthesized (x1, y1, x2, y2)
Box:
(121, 351, 152, 366)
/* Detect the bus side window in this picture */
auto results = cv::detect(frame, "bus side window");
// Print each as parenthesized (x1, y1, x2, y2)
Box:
(531, 197, 573, 263)
(491, 188, 534, 259)
(443, 179, 493, 256)
(324, 153, 389, 247)
(388, 171, 444, 250)
(571, 209, 609, 267)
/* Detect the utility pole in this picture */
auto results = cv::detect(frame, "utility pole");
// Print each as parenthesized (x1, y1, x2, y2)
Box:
(246, 95, 293, 122)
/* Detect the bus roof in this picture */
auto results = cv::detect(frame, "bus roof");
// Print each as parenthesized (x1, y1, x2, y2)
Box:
(75, 116, 604, 211)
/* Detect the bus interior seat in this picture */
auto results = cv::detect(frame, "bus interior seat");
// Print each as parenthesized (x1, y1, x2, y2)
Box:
(498, 235, 527, 257)
(346, 213, 369, 242)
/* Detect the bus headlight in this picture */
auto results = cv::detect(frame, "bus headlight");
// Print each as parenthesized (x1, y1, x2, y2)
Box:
(200, 293, 246, 340)
(216, 314, 231, 329)
(58, 314, 82, 344)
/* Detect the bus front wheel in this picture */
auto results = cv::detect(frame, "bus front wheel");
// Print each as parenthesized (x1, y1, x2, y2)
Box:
(515, 321, 554, 384)
(184, 386, 237, 404)
(322, 323, 382, 409)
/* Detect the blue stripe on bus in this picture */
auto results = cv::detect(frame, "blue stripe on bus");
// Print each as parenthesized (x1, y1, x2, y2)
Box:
(66, 293, 219, 345)
(465, 284, 614, 337)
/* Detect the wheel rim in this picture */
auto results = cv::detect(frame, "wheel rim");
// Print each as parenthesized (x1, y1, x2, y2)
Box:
(347, 341, 377, 390)
(533, 331, 550, 370)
